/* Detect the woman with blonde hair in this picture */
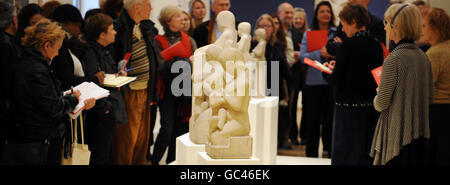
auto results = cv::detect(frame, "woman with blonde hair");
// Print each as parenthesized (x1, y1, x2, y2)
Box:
(293, 7, 308, 33)
(421, 7, 450, 165)
(189, 0, 206, 29)
(152, 5, 197, 165)
(181, 11, 194, 36)
(1, 18, 95, 165)
(370, 3, 433, 165)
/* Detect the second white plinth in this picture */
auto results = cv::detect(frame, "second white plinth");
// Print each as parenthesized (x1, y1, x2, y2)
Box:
(175, 133, 205, 165)
(248, 97, 279, 165)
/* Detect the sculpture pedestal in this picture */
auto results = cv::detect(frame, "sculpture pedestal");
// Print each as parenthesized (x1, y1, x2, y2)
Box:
(198, 152, 261, 165)
(248, 97, 279, 165)
(206, 136, 252, 159)
(175, 133, 205, 165)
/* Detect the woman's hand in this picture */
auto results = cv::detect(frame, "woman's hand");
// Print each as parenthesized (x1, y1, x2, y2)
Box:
(324, 60, 336, 71)
(96, 71, 105, 85)
(320, 46, 333, 59)
(72, 90, 81, 101)
(333, 36, 343, 43)
(84, 98, 96, 110)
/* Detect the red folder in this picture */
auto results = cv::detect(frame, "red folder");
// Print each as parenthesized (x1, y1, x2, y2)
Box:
(372, 66, 383, 86)
(304, 57, 332, 74)
(306, 30, 328, 52)
(160, 41, 189, 61)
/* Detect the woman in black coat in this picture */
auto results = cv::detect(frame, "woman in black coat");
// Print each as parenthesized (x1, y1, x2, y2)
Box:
(83, 13, 128, 165)
(2, 19, 95, 165)
(323, 4, 383, 165)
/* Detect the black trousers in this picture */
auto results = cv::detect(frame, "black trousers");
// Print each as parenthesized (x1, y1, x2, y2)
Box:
(429, 104, 450, 165)
(331, 105, 378, 165)
(86, 110, 115, 165)
(148, 104, 158, 149)
(278, 103, 291, 147)
(303, 85, 334, 157)
(153, 95, 177, 164)
(288, 88, 300, 142)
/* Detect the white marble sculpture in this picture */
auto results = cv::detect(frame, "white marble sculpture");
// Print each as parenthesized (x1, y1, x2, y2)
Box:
(237, 22, 252, 58)
(190, 11, 253, 159)
(248, 28, 267, 98)
(250, 28, 267, 62)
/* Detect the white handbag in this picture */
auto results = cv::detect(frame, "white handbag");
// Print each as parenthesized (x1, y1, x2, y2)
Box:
(62, 112, 91, 165)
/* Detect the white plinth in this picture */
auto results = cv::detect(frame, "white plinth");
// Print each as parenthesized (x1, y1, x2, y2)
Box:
(198, 152, 261, 165)
(175, 133, 205, 165)
(248, 97, 279, 165)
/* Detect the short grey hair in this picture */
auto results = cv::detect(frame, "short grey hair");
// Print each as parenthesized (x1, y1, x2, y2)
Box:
(278, 2, 293, 12)
(123, 0, 143, 10)
(0, 2, 16, 30)
(211, 0, 231, 5)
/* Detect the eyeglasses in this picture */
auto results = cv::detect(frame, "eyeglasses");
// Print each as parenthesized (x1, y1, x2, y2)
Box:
(258, 25, 273, 29)
(383, 19, 389, 27)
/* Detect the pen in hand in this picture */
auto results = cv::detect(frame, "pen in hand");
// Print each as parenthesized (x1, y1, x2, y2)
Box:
(118, 67, 134, 75)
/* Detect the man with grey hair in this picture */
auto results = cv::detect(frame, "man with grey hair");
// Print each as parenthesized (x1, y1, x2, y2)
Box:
(111, 0, 159, 165)
(277, 2, 305, 148)
(0, 1, 20, 160)
(193, 0, 232, 47)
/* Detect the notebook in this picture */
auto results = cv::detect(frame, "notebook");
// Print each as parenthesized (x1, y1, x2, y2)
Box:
(304, 57, 332, 74)
(64, 82, 110, 119)
(103, 74, 137, 88)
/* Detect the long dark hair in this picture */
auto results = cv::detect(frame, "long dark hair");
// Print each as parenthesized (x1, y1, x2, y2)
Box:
(17, 3, 42, 39)
(311, 1, 335, 30)
(271, 14, 287, 50)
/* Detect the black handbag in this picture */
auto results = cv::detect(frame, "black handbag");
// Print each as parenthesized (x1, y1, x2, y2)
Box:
(0, 140, 49, 165)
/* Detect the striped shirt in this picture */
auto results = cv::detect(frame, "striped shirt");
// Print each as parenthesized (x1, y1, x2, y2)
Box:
(128, 35, 150, 90)
(370, 43, 434, 165)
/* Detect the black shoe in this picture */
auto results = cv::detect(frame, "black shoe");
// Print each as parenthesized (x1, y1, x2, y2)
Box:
(299, 139, 308, 146)
(146, 151, 153, 161)
(278, 144, 293, 150)
(290, 139, 300, 146)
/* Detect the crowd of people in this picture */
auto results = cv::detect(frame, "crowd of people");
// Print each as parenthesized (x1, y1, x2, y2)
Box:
(0, 0, 448, 165)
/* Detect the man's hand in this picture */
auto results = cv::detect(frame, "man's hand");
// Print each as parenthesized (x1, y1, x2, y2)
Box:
(294, 51, 300, 62)
(96, 71, 105, 85)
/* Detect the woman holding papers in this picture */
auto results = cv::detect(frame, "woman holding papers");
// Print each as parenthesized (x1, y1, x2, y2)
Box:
(322, 4, 383, 165)
(299, 1, 336, 158)
(83, 13, 128, 165)
(2, 19, 94, 165)
(152, 6, 197, 165)
(369, 4, 433, 165)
